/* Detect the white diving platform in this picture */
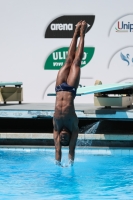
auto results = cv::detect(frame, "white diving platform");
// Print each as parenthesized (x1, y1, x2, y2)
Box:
(0, 82, 132, 120)
(0, 103, 132, 120)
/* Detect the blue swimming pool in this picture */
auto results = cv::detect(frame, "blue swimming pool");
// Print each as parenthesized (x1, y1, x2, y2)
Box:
(0, 148, 133, 200)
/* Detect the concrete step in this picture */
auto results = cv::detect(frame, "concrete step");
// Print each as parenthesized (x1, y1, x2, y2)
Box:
(0, 133, 133, 147)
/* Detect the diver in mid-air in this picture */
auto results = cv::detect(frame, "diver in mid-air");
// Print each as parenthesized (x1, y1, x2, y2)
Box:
(53, 20, 87, 166)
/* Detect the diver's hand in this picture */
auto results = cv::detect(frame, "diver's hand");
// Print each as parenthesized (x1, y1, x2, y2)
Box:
(55, 160, 74, 167)
(62, 159, 74, 167)
(55, 160, 61, 166)
(68, 159, 74, 166)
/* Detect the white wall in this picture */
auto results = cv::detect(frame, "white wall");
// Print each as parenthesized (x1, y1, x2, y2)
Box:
(0, 0, 133, 103)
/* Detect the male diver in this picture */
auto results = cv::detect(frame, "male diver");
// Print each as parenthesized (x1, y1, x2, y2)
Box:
(53, 20, 87, 166)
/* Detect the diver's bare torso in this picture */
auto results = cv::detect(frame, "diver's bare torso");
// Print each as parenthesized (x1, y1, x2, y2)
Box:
(53, 91, 79, 133)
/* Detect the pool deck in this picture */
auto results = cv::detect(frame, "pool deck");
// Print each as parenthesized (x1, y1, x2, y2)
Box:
(0, 102, 133, 120)
(0, 133, 133, 147)
(0, 103, 133, 147)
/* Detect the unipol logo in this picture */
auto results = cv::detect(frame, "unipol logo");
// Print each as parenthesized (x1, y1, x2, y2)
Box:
(109, 14, 133, 36)
(45, 15, 95, 38)
(116, 21, 133, 32)
(44, 47, 95, 70)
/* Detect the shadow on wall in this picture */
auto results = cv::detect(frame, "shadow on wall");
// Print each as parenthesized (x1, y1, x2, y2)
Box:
(117, 78, 133, 83)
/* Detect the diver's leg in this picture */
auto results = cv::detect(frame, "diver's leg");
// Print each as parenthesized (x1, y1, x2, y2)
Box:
(67, 21, 87, 89)
(55, 21, 82, 86)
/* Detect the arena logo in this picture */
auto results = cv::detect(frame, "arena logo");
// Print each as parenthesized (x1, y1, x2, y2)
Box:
(45, 15, 95, 38)
(44, 47, 95, 70)
(50, 23, 73, 31)
(109, 14, 133, 36)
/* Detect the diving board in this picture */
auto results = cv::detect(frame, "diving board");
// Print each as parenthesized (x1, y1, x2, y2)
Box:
(76, 82, 133, 95)
(47, 82, 133, 96)
(0, 82, 23, 104)
(77, 82, 133, 107)
(0, 82, 23, 87)
(47, 82, 133, 107)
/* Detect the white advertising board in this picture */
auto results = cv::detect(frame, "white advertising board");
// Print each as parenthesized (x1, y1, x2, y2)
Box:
(0, 0, 133, 103)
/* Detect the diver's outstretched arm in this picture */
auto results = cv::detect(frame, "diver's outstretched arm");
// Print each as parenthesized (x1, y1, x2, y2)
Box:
(54, 130, 62, 163)
(68, 129, 78, 163)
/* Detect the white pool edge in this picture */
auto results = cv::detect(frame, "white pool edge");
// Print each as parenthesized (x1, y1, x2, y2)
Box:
(0, 146, 133, 156)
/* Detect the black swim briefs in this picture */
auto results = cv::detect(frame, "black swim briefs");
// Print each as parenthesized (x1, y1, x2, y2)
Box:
(55, 82, 76, 96)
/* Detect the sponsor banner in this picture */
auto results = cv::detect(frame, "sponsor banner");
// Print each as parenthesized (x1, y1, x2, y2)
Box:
(44, 47, 95, 70)
(45, 15, 95, 38)
(108, 47, 133, 69)
(109, 14, 133, 36)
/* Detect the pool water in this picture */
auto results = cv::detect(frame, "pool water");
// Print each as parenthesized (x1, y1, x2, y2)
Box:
(0, 148, 133, 200)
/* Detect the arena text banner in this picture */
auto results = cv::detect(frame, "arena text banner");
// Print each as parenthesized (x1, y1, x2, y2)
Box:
(45, 15, 95, 38)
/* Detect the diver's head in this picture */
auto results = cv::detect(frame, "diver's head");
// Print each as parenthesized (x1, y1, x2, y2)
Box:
(60, 127, 71, 146)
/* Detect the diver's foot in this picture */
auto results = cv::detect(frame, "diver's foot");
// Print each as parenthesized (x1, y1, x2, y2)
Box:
(80, 20, 87, 36)
(74, 20, 82, 37)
